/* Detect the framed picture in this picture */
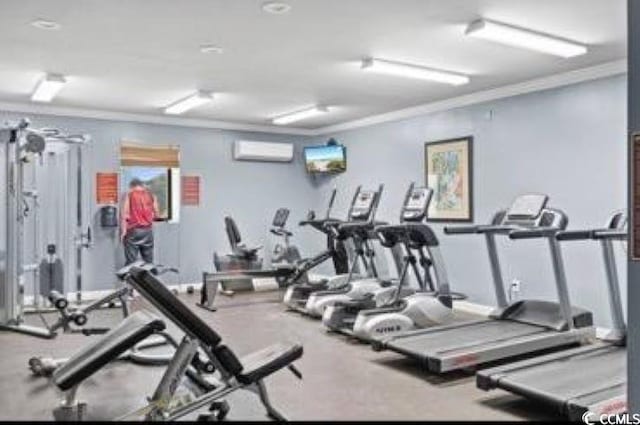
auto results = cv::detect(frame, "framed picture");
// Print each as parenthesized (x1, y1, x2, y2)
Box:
(425, 136, 473, 222)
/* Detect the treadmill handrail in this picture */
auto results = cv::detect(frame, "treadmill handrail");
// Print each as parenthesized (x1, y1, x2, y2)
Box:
(555, 230, 594, 241)
(443, 225, 479, 235)
(476, 225, 520, 234)
(509, 227, 563, 240)
(445, 223, 519, 235)
(592, 229, 627, 240)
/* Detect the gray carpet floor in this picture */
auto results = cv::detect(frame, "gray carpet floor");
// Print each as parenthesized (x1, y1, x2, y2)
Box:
(0, 290, 563, 421)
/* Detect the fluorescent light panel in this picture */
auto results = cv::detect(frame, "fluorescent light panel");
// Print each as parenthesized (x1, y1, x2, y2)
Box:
(272, 106, 328, 125)
(164, 91, 213, 115)
(31, 73, 66, 102)
(465, 19, 588, 58)
(361, 58, 470, 86)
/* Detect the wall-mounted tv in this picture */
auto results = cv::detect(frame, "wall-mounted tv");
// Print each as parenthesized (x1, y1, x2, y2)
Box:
(304, 144, 347, 174)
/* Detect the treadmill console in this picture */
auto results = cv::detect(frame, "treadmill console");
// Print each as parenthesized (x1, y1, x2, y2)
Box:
(504, 194, 549, 226)
(350, 190, 377, 220)
(402, 187, 433, 222)
(507, 194, 548, 219)
(501, 193, 567, 230)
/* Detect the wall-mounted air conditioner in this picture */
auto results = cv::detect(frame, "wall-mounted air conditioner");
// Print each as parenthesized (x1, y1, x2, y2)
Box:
(233, 140, 294, 162)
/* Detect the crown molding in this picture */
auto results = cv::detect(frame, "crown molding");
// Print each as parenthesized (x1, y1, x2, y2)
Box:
(0, 101, 315, 136)
(315, 59, 627, 135)
(0, 59, 627, 138)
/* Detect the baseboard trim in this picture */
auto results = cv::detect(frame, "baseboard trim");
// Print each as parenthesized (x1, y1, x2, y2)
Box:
(24, 282, 201, 305)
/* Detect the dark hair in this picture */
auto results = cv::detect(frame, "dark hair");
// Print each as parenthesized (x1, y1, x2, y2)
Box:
(129, 178, 144, 188)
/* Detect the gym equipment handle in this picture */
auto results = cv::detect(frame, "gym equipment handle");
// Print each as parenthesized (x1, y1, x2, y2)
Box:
(48, 290, 69, 310)
(556, 230, 594, 241)
(476, 225, 516, 234)
(509, 228, 560, 240)
(592, 229, 627, 240)
(443, 225, 478, 235)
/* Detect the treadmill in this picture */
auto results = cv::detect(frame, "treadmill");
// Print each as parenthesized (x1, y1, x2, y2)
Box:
(374, 194, 595, 373)
(476, 212, 627, 421)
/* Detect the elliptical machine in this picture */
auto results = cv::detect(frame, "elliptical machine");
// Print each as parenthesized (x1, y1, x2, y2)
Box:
(283, 185, 386, 314)
(304, 184, 404, 318)
(322, 183, 464, 341)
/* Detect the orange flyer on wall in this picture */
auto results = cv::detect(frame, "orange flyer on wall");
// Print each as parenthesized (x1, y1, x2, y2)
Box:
(96, 172, 119, 204)
(182, 175, 200, 206)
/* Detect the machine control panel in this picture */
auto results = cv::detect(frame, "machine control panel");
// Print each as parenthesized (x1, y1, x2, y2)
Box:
(350, 190, 377, 220)
(507, 194, 549, 220)
(401, 187, 433, 222)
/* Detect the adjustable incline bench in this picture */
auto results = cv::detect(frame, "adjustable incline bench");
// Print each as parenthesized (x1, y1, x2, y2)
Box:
(49, 267, 303, 421)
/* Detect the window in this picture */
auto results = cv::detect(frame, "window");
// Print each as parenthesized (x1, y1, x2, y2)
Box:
(120, 143, 180, 223)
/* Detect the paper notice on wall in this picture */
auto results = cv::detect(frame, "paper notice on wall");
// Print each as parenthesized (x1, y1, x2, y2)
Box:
(96, 172, 119, 204)
(181, 175, 201, 206)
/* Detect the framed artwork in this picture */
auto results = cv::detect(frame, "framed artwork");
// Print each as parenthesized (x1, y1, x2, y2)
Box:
(425, 136, 473, 222)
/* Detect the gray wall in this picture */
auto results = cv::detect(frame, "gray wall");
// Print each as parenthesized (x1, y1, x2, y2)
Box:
(312, 74, 627, 328)
(0, 74, 628, 329)
(0, 111, 317, 290)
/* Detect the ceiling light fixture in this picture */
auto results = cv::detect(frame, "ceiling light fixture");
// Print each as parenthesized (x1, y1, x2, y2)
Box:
(272, 106, 329, 125)
(262, 1, 292, 15)
(361, 58, 470, 86)
(164, 91, 213, 115)
(200, 44, 224, 54)
(31, 73, 66, 102)
(465, 19, 588, 58)
(30, 19, 61, 30)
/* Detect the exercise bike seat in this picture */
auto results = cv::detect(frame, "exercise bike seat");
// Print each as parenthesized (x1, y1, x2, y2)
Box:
(225, 216, 262, 260)
(232, 243, 263, 259)
(52, 311, 166, 391)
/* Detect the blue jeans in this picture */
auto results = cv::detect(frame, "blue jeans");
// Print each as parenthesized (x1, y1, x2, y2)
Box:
(124, 227, 154, 265)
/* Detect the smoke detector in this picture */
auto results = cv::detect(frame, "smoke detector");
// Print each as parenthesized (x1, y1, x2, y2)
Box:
(262, 2, 292, 15)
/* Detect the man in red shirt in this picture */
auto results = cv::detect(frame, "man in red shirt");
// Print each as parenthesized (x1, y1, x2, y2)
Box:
(120, 178, 160, 265)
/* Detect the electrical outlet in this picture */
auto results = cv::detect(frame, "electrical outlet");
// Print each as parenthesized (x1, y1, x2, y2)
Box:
(511, 279, 521, 292)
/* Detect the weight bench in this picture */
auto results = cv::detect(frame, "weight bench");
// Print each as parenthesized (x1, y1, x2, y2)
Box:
(49, 267, 303, 421)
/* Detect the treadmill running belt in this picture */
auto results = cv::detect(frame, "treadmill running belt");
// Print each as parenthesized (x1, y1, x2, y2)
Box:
(493, 346, 625, 416)
(387, 320, 549, 359)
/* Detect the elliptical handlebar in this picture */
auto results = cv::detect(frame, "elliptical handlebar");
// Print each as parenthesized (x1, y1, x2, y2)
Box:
(366, 183, 385, 225)
(324, 187, 337, 219)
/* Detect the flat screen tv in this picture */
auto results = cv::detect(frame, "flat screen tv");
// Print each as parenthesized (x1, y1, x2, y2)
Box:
(304, 144, 347, 174)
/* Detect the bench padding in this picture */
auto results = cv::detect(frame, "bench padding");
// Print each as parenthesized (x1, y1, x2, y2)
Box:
(237, 342, 303, 385)
(53, 311, 165, 391)
(127, 268, 303, 385)
(128, 268, 222, 348)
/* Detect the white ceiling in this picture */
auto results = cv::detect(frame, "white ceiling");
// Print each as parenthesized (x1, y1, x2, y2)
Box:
(0, 0, 627, 132)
